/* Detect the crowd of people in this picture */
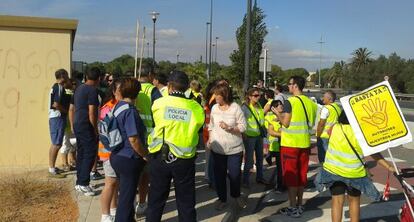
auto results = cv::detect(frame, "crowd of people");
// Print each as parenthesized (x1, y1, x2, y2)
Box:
(47, 68, 396, 222)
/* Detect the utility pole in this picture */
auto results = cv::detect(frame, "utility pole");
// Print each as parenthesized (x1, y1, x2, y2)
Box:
(147, 42, 150, 58)
(243, 0, 252, 92)
(215, 36, 219, 64)
(208, 0, 213, 80)
(176, 50, 179, 63)
(317, 35, 325, 88)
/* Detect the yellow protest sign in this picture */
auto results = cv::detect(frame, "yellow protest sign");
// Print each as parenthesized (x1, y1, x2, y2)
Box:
(341, 81, 412, 156)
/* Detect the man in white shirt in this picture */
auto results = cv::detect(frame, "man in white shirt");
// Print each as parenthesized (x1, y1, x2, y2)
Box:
(316, 90, 341, 163)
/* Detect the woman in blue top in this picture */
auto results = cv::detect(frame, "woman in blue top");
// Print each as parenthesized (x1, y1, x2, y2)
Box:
(110, 78, 148, 222)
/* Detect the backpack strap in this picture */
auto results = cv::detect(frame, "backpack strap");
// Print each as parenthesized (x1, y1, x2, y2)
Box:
(109, 103, 130, 118)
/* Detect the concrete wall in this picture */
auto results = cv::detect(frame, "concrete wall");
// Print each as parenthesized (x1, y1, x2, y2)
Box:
(0, 27, 72, 168)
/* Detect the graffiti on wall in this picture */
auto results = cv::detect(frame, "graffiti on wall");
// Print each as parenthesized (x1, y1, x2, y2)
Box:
(0, 48, 62, 128)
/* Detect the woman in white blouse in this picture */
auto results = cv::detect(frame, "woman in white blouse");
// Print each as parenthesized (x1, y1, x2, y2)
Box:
(207, 83, 247, 211)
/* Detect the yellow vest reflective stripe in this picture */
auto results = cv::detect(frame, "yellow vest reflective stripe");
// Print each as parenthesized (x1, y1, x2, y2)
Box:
(281, 95, 317, 148)
(320, 103, 341, 139)
(244, 103, 264, 137)
(265, 112, 280, 152)
(147, 96, 205, 158)
(323, 124, 366, 178)
(136, 83, 154, 134)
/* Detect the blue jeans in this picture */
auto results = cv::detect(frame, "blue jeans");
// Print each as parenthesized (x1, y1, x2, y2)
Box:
(317, 137, 329, 163)
(212, 151, 242, 202)
(243, 136, 264, 185)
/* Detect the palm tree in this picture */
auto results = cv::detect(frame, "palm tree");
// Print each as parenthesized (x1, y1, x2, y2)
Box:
(351, 47, 372, 70)
(327, 61, 346, 88)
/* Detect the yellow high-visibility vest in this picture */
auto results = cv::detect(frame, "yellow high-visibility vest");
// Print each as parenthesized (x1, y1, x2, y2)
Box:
(280, 95, 317, 148)
(147, 95, 205, 158)
(136, 83, 154, 135)
(323, 124, 366, 178)
(265, 112, 281, 152)
(244, 103, 264, 137)
(320, 103, 341, 139)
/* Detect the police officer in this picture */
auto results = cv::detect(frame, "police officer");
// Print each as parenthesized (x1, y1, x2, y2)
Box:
(316, 90, 341, 163)
(146, 71, 205, 222)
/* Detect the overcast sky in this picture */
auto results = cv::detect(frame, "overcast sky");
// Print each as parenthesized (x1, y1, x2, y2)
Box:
(1, 0, 413, 71)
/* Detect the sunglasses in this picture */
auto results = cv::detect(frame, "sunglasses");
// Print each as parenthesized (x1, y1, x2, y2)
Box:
(251, 94, 260, 97)
(108, 79, 113, 82)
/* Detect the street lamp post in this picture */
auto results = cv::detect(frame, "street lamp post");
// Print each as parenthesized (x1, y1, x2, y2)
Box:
(214, 36, 219, 64)
(150, 11, 160, 71)
(208, 0, 213, 80)
(205, 22, 210, 72)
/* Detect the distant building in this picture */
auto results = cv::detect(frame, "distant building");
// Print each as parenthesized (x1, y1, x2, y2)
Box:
(306, 71, 317, 88)
(0, 15, 78, 169)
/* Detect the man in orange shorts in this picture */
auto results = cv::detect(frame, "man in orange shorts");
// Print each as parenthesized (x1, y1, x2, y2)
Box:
(272, 76, 317, 218)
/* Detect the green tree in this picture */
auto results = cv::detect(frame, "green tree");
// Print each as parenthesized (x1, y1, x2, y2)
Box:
(325, 61, 346, 88)
(86, 62, 106, 74)
(351, 47, 372, 70)
(229, 1, 268, 88)
(276, 68, 309, 85)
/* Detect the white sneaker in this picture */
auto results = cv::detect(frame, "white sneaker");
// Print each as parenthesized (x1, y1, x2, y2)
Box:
(135, 202, 147, 216)
(101, 215, 114, 222)
(76, 185, 95, 196)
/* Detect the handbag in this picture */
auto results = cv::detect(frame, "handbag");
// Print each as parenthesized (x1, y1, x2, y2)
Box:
(244, 104, 267, 138)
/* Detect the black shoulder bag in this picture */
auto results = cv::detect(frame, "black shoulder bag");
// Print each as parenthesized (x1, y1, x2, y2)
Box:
(244, 104, 267, 138)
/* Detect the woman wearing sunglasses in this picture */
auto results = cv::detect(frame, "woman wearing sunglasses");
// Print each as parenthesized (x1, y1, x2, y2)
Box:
(241, 87, 268, 187)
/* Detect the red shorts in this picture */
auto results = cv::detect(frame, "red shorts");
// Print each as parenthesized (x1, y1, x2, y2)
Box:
(281, 146, 310, 187)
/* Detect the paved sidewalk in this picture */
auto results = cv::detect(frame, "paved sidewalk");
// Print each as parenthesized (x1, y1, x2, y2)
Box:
(74, 147, 407, 222)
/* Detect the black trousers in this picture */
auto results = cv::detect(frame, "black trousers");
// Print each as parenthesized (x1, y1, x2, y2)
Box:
(146, 156, 196, 222)
(212, 151, 242, 202)
(74, 129, 97, 186)
(111, 154, 146, 222)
